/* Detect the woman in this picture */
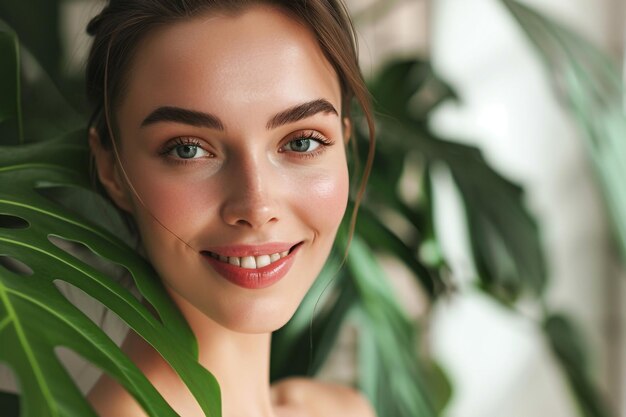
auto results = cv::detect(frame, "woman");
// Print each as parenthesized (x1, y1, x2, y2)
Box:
(86, 0, 376, 415)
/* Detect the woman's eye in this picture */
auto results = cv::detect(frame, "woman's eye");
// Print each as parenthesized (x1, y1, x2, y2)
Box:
(172, 144, 203, 159)
(281, 130, 335, 155)
(284, 138, 320, 153)
(161, 138, 212, 161)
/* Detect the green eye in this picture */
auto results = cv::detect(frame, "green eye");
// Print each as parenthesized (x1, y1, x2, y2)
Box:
(285, 138, 320, 153)
(161, 137, 211, 161)
(175, 145, 199, 159)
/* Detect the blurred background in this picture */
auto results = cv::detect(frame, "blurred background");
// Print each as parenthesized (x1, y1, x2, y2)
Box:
(345, 0, 626, 416)
(1, 0, 625, 416)
(343, 0, 626, 416)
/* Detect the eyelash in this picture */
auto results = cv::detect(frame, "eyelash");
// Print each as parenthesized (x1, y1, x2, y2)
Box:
(280, 130, 335, 159)
(158, 137, 211, 166)
(159, 130, 334, 165)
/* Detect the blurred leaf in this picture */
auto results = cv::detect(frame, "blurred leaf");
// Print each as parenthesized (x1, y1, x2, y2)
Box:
(365, 58, 547, 302)
(501, 0, 626, 263)
(0, 0, 62, 84)
(422, 360, 453, 415)
(0, 131, 221, 417)
(544, 314, 614, 417)
(347, 236, 436, 417)
(0, 2, 87, 121)
(355, 205, 440, 297)
(18, 75, 85, 143)
(270, 249, 355, 380)
(0, 29, 22, 144)
(443, 140, 547, 302)
(369, 58, 458, 124)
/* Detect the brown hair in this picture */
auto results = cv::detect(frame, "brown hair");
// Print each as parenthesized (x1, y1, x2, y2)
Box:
(86, 0, 375, 241)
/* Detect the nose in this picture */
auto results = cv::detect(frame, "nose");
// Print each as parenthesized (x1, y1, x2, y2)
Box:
(219, 154, 280, 229)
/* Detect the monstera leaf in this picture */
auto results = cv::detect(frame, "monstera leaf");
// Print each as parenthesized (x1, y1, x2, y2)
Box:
(502, 0, 626, 261)
(364, 58, 547, 304)
(500, 2, 622, 416)
(0, 130, 220, 416)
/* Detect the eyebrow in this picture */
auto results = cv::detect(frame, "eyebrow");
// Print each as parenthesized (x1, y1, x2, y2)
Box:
(265, 99, 338, 129)
(140, 99, 338, 131)
(141, 106, 224, 130)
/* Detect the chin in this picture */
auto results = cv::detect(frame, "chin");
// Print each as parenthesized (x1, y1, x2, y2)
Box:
(216, 311, 293, 334)
(167, 283, 305, 335)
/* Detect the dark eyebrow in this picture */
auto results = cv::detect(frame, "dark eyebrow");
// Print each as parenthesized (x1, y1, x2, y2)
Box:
(266, 99, 338, 130)
(141, 99, 338, 130)
(141, 106, 224, 130)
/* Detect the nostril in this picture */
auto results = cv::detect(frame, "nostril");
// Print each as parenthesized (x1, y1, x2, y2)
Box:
(220, 196, 280, 228)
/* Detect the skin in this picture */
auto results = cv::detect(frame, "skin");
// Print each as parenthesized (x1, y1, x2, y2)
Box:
(88, 5, 375, 417)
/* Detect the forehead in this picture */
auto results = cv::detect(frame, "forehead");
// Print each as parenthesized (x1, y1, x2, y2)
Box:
(117, 5, 342, 129)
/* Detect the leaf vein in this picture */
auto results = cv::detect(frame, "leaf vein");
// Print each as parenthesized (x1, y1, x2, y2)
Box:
(0, 283, 58, 415)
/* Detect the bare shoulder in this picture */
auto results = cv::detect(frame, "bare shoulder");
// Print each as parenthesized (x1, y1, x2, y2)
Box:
(272, 377, 376, 417)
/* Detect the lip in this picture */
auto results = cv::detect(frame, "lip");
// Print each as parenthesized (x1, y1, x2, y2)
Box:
(200, 242, 302, 289)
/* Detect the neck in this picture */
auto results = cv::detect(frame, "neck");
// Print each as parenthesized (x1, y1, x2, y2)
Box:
(126, 292, 277, 417)
(183, 298, 276, 417)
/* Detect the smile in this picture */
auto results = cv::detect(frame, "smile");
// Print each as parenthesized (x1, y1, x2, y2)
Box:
(204, 250, 291, 269)
(200, 242, 302, 289)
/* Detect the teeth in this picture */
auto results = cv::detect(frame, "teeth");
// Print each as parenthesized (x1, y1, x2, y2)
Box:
(256, 254, 271, 268)
(209, 250, 292, 269)
(241, 256, 256, 269)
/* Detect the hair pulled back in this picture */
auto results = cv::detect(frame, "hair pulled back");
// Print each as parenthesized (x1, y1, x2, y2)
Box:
(85, 0, 375, 236)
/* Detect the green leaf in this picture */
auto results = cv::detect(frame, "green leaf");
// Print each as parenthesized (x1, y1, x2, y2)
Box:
(364, 58, 547, 302)
(355, 205, 440, 298)
(270, 249, 355, 380)
(501, 0, 626, 264)
(443, 140, 547, 302)
(0, 131, 221, 417)
(0, 4, 86, 128)
(422, 360, 452, 415)
(0, 29, 22, 144)
(369, 58, 458, 123)
(544, 314, 614, 417)
(0, 1, 62, 87)
(347, 236, 437, 417)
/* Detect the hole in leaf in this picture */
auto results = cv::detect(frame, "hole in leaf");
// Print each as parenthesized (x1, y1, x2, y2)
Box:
(51, 278, 212, 415)
(54, 347, 102, 395)
(53, 279, 132, 346)
(0, 362, 20, 393)
(47, 236, 141, 299)
(0, 255, 34, 276)
(0, 214, 29, 229)
(53, 346, 174, 415)
(0, 363, 21, 416)
(47, 235, 162, 324)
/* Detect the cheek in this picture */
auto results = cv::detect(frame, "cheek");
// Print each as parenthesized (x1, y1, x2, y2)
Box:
(290, 163, 350, 238)
(124, 169, 222, 237)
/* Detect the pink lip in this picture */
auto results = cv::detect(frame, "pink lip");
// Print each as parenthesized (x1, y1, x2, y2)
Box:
(200, 242, 302, 289)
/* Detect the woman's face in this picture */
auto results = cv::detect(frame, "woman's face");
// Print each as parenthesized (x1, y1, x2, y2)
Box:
(105, 6, 349, 332)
